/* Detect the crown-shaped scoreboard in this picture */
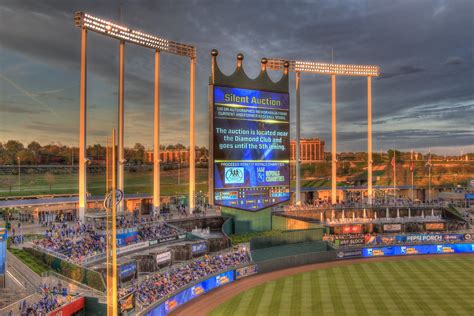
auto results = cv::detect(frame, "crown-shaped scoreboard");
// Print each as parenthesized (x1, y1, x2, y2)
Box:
(209, 50, 291, 214)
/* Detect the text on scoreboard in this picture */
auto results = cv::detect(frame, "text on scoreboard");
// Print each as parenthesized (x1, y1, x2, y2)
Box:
(213, 86, 290, 211)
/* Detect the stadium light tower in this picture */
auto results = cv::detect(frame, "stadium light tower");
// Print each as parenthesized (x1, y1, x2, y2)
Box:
(267, 59, 380, 206)
(74, 12, 197, 220)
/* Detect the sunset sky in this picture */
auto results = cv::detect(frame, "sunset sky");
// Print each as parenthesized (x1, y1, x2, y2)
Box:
(0, 0, 473, 154)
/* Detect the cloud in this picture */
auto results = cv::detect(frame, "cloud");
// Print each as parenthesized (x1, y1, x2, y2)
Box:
(0, 0, 472, 153)
(0, 102, 50, 114)
(380, 65, 424, 79)
(445, 56, 464, 65)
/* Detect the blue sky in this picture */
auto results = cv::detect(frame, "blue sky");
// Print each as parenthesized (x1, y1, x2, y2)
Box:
(0, 0, 473, 154)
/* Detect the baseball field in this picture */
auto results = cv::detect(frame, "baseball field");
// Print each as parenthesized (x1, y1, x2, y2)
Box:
(205, 256, 474, 316)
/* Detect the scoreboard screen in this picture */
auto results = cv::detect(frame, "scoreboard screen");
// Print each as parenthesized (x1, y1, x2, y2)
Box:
(213, 86, 290, 211)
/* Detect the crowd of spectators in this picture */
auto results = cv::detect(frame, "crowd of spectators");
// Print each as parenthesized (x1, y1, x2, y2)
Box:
(18, 294, 62, 316)
(33, 220, 181, 264)
(285, 198, 445, 212)
(138, 222, 179, 241)
(132, 248, 250, 307)
(16, 281, 75, 316)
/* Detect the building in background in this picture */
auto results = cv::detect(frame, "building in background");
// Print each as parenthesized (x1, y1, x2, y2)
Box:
(145, 148, 207, 164)
(290, 138, 325, 162)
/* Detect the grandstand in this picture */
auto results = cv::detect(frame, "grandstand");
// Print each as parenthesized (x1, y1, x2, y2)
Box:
(280, 202, 468, 234)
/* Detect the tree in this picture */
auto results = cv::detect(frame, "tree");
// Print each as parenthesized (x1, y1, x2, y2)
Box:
(45, 172, 55, 192)
(27, 141, 41, 153)
(131, 143, 145, 164)
(0, 144, 12, 164)
(387, 149, 402, 163)
(5, 140, 24, 153)
(17, 149, 35, 164)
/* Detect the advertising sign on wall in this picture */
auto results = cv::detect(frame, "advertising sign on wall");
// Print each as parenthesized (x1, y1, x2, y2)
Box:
(0, 228, 7, 275)
(147, 271, 235, 316)
(334, 237, 365, 246)
(336, 250, 363, 259)
(48, 296, 85, 316)
(235, 264, 258, 279)
(383, 224, 402, 233)
(116, 231, 139, 246)
(425, 223, 445, 231)
(119, 262, 137, 284)
(362, 243, 474, 257)
(156, 251, 172, 264)
(402, 234, 444, 243)
(117, 241, 149, 255)
(119, 292, 136, 315)
(191, 242, 207, 254)
(338, 225, 362, 234)
(213, 86, 290, 211)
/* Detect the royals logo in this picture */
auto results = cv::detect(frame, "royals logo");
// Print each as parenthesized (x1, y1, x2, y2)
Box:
(225, 167, 244, 184)
(257, 167, 265, 183)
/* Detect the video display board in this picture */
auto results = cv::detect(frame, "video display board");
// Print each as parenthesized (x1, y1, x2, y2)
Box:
(147, 271, 235, 316)
(119, 261, 138, 284)
(0, 228, 7, 275)
(362, 243, 474, 257)
(213, 86, 290, 211)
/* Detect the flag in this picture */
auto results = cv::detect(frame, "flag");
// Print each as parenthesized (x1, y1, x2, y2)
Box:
(391, 155, 396, 168)
(409, 160, 414, 173)
(425, 156, 432, 168)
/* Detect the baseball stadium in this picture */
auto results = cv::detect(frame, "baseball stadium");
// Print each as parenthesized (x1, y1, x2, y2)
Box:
(1, 3, 474, 316)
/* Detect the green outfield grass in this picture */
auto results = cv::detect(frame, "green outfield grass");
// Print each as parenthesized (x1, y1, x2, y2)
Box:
(210, 256, 474, 316)
(0, 168, 208, 197)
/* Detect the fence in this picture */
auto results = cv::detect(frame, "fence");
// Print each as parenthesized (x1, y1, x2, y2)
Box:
(251, 241, 330, 262)
(256, 249, 336, 274)
(250, 227, 326, 250)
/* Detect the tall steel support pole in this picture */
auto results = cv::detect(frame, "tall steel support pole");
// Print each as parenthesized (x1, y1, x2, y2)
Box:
(393, 151, 396, 197)
(295, 72, 301, 205)
(78, 27, 87, 223)
(153, 50, 161, 214)
(208, 84, 214, 206)
(118, 41, 125, 213)
(428, 165, 431, 203)
(107, 129, 118, 316)
(189, 57, 196, 213)
(331, 75, 337, 205)
(367, 76, 373, 205)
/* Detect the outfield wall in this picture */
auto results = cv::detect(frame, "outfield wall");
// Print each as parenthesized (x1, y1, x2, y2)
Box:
(139, 264, 257, 316)
(255, 242, 474, 273)
(138, 242, 473, 315)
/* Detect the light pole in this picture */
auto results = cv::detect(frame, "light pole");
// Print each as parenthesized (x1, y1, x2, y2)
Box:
(189, 57, 196, 213)
(331, 74, 337, 204)
(118, 40, 125, 213)
(266, 59, 380, 206)
(367, 76, 373, 205)
(153, 50, 161, 215)
(295, 71, 301, 205)
(78, 25, 87, 223)
(428, 163, 432, 203)
(74, 11, 196, 217)
(17, 157, 21, 192)
(178, 155, 181, 185)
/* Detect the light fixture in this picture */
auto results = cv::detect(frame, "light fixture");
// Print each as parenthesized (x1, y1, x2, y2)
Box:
(74, 11, 196, 58)
(267, 59, 380, 77)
